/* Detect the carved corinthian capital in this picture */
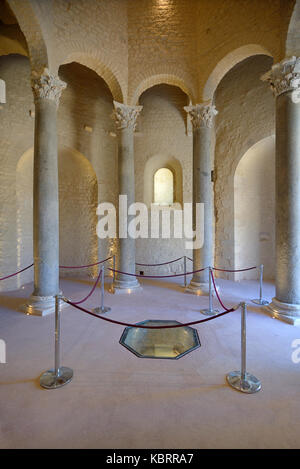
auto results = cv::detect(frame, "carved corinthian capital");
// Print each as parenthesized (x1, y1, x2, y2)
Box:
(261, 56, 300, 102)
(112, 101, 143, 131)
(184, 102, 218, 129)
(31, 68, 67, 106)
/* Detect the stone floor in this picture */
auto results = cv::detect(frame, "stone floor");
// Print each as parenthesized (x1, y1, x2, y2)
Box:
(0, 275, 300, 449)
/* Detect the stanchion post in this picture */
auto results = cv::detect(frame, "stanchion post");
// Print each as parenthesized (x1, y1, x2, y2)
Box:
(113, 255, 116, 286)
(200, 267, 219, 316)
(251, 264, 269, 306)
(226, 302, 261, 394)
(40, 295, 73, 389)
(183, 256, 187, 288)
(92, 265, 111, 315)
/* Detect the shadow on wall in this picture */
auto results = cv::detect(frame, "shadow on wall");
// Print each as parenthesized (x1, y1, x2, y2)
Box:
(234, 135, 275, 281)
(16, 146, 98, 282)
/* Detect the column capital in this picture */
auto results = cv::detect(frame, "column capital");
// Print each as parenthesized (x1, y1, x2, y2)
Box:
(261, 56, 300, 102)
(31, 68, 66, 106)
(112, 101, 143, 131)
(184, 101, 218, 129)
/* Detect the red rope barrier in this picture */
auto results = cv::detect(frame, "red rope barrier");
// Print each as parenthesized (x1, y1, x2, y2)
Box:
(0, 263, 33, 281)
(108, 266, 207, 279)
(136, 256, 183, 267)
(210, 269, 231, 312)
(71, 268, 102, 305)
(59, 256, 112, 269)
(212, 266, 257, 272)
(64, 298, 235, 328)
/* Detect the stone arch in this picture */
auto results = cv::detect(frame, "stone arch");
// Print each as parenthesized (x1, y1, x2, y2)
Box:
(234, 135, 275, 281)
(7, 0, 49, 69)
(131, 74, 194, 106)
(16, 145, 98, 282)
(203, 44, 273, 101)
(143, 155, 183, 208)
(286, 0, 300, 56)
(60, 52, 124, 103)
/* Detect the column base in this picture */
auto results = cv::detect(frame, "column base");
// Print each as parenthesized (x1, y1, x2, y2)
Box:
(20, 294, 65, 316)
(111, 278, 142, 294)
(265, 297, 300, 326)
(185, 281, 210, 296)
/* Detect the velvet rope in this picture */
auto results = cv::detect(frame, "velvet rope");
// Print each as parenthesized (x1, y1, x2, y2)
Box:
(210, 269, 231, 312)
(108, 266, 207, 279)
(187, 258, 257, 273)
(212, 266, 257, 272)
(0, 263, 33, 281)
(71, 268, 103, 305)
(59, 256, 113, 269)
(136, 256, 183, 267)
(64, 298, 235, 328)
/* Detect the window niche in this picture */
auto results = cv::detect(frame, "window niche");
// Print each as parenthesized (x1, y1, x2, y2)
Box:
(154, 167, 174, 205)
(143, 155, 183, 209)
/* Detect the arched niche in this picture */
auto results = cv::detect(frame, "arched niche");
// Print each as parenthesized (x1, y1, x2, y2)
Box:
(16, 146, 98, 281)
(144, 155, 183, 208)
(154, 168, 174, 206)
(234, 136, 275, 280)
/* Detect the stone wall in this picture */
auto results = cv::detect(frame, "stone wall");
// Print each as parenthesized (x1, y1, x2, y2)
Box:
(214, 54, 275, 279)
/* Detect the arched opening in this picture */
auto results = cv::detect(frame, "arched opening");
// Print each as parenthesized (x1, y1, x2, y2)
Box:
(203, 44, 273, 101)
(154, 168, 174, 205)
(16, 146, 98, 281)
(143, 155, 183, 208)
(234, 136, 275, 280)
(131, 73, 194, 106)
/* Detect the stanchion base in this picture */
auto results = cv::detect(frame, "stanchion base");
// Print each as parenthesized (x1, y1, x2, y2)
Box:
(92, 306, 111, 315)
(226, 371, 261, 394)
(40, 367, 73, 389)
(251, 299, 270, 306)
(200, 308, 219, 316)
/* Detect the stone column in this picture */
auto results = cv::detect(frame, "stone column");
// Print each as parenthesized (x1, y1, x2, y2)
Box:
(262, 56, 300, 325)
(184, 102, 218, 295)
(23, 68, 66, 315)
(112, 101, 142, 292)
(0, 78, 6, 103)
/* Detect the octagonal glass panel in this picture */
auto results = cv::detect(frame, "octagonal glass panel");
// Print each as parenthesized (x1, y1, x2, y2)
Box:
(120, 320, 201, 359)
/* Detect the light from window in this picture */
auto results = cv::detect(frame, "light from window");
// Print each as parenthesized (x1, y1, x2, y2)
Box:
(154, 168, 174, 205)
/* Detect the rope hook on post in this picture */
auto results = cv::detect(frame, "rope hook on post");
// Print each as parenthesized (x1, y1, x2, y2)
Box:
(251, 264, 269, 306)
(226, 302, 261, 394)
(40, 295, 73, 389)
(92, 264, 111, 315)
(200, 267, 219, 316)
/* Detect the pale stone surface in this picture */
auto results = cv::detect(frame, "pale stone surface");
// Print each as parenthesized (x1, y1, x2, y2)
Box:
(234, 136, 275, 281)
(112, 101, 142, 292)
(184, 102, 217, 294)
(23, 69, 65, 316)
(263, 57, 300, 324)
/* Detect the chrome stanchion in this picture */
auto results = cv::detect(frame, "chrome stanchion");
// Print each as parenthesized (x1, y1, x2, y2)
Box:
(226, 302, 261, 394)
(40, 295, 73, 389)
(183, 256, 187, 288)
(251, 264, 269, 306)
(200, 267, 219, 316)
(92, 265, 111, 315)
(113, 255, 116, 286)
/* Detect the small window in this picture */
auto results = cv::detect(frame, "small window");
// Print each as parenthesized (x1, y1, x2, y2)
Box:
(154, 168, 174, 205)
